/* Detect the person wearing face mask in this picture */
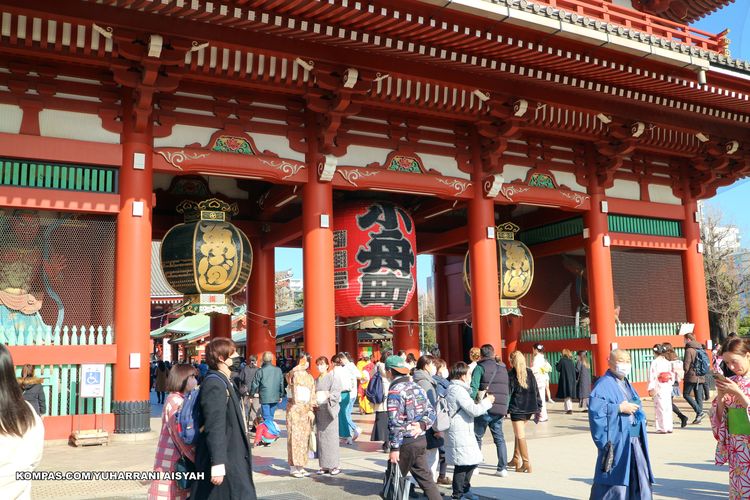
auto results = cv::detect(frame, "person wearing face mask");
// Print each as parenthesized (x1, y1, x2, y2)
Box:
(286, 352, 316, 478)
(413, 355, 444, 482)
(149, 363, 198, 499)
(588, 349, 653, 500)
(432, 358, 451, 486)
(710, 337, 750, 499)
(314, 356, 342, 476)
(191, 338, 257, 499)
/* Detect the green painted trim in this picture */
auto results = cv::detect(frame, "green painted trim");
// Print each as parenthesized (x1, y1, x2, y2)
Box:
(608, 214, 682, 237)
(519, 217, 584, 246)
(0, 158, 118, 194)
(521, 325, 591, 342)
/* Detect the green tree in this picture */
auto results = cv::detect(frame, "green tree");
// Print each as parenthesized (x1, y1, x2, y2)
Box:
(702, 207, 750, 335)
(419, 290, 436, 353)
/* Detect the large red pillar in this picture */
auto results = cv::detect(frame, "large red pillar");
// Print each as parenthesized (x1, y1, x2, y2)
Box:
(247, 242, 276, 363)
(112, 101, 153, 433)
(504, 315, 522, 365)
(302, 113, 336, 377)
(338, 322, 358, 358)
(467, 133, 503, 355)
(209, 313, 232, 339)
(434, 256, 451, 362)
(393, 291, 420, 359)
(682, 198, 710, 347)
(584, 186, 616, 376)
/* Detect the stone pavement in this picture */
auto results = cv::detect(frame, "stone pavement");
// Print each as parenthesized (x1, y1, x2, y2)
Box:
(31, 393, 728, 499)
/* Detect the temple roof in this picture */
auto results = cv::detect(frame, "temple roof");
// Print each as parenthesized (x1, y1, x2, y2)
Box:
(151, 241, 182, 303)
(632, 0, 735, 24)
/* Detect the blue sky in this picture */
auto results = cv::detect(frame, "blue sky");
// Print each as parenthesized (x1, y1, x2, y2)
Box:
(694, 3, 750, 243)
(276, 4, 750, 282)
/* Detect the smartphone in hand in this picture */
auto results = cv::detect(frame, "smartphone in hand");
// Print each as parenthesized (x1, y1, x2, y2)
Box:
(713, 371, 728, 383)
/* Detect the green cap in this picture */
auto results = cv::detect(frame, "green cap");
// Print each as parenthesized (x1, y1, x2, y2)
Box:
(385, 355, 410, 375)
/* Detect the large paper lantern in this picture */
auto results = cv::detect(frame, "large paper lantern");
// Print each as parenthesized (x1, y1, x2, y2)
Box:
(334, 201, 417, 318)
(161, 198, 252, 314)
(463, 222, 534, 316)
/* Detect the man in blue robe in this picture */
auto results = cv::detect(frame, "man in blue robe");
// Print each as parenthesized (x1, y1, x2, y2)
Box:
(589, 349, 654, 499)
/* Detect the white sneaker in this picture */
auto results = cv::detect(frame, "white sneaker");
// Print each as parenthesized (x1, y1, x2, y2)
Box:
(496, 469, 508, 477)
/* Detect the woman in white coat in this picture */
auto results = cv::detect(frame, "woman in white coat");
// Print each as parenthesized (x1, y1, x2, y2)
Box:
(648, 343, 675, 433)
(445, 362, 494, 500)
(0, 344, 44, 499)
(531, 344, 551, 422)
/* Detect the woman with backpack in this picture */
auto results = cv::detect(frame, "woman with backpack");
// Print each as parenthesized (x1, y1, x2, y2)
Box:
(191, 338, 256, 499)
(314, 356, 342, 475)
(369, 351, 391, 452)
(148, 363, 198, 499)
(414, 355, 444, 481)
(445, 361, 493, 500)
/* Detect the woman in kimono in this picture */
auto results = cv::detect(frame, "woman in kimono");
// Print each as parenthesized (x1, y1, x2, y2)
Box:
(711, 336, 750, 499)
(648, 344, 675, 433)
(531, 344, 551, 422)
(588, 349, 654, 499)
(314, 356, 342, 475)
(148, 364, 197, 500)
(576, 351, 592, 412)
(286, 352, 316, 478)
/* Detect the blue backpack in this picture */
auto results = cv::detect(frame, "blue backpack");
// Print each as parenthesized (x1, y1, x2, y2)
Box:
(366, 370, 385, 405)
(176, 373, 229, 445)
(692, 348, 710, 377)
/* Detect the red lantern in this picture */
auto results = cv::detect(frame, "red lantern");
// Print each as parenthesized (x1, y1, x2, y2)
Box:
(334, 201, 417, 317)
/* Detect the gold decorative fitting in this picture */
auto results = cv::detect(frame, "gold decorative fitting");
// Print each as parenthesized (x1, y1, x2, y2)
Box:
(176, 198, 239, 222)
(496, 222, 520, 240)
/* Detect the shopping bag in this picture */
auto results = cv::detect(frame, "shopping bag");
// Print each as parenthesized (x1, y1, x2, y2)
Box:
(380, 461, 408, 500)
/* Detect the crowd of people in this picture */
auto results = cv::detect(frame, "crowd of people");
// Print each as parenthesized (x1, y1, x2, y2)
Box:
(3, 331, 750, 499)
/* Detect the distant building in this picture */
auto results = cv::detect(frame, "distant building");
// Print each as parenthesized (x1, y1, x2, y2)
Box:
(275, 269, 295, 312)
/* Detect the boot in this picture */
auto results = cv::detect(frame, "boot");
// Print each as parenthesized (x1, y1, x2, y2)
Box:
(517, 438, 531, 473)
(506, 437, 521, 470)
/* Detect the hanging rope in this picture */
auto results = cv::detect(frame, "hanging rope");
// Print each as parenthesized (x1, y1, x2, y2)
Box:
(519, 304, 578, 319)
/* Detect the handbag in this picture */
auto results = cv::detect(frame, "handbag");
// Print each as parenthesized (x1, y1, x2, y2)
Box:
(381, 461, 408, 500)
(728, 408, 750, 435)
(175, 455, 195, 490)
(600, 404, 615, 473)
(309, 422, 317, 453)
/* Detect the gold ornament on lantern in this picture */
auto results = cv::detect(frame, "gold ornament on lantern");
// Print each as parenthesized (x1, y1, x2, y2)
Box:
(463, 222, 534, 316)
(161, 198, 252, 314)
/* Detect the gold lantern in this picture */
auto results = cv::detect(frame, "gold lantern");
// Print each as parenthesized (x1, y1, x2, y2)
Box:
(161, 198, 252, 314)
(463, 222, 534, 316)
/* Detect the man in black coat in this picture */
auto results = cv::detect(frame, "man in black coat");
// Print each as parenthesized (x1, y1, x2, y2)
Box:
(191, 338, 256, 500)
(238, 354, 260, 429)
(469, 344, 510, 477)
